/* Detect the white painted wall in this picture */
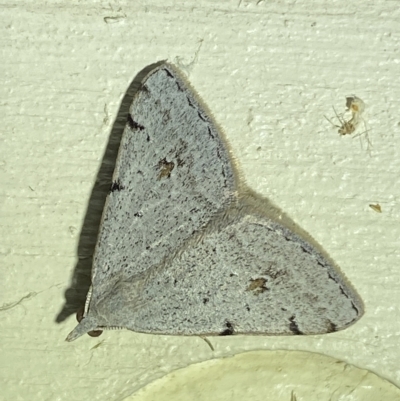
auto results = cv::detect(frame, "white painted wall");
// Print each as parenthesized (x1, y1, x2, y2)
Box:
(1, 1, 399, 400)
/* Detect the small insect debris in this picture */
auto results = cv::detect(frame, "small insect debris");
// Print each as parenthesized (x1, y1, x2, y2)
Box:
(369, 203, 382, 213)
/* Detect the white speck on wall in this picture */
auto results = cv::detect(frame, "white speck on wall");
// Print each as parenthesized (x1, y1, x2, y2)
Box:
(1, 1, 399, 400)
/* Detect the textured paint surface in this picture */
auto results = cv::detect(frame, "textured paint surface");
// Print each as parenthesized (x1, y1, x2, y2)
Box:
(1, 1, 400, 400)
(67, 63, 363, 341)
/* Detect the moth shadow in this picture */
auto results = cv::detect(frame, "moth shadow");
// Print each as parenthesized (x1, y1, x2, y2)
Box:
(55, 61, 166, 324)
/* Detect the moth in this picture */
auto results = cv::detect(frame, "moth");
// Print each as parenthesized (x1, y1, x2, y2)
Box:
(67, 63, 363, 341)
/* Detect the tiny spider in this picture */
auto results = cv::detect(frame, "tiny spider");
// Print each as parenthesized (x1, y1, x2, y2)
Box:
(324, 107, 358, 136)
(325, 95, 372, 153)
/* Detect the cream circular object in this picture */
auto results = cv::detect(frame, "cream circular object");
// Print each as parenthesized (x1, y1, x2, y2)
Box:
(125, 350, 400, 401)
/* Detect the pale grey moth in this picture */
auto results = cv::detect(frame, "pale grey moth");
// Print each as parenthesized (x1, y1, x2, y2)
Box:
(66, 63, 363, 341)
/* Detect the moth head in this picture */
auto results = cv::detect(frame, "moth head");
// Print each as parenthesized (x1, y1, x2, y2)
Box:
(65, 314, 102, 342)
